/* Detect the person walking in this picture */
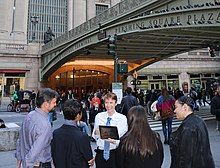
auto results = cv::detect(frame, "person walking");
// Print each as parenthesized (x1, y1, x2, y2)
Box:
(170, 96, 215, 168)
(116, 105, 164, 168)
(51, 99, 94, 168)
(15, 88, 58, 168)
(210, 83, 220, 132)
(120, 87, 138, 117)
(156, 88, 175, 144)
(92, 92, 128, 168)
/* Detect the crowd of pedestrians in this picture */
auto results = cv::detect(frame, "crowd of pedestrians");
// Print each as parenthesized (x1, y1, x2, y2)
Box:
(13, 82, 220, 167)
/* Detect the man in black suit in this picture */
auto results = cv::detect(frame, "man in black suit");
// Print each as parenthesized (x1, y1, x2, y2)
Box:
(51, 99, 94, 168)
(120, 87, 138, 117)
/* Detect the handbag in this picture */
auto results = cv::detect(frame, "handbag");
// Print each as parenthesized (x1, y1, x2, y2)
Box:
(153, 111, 161, 120)
(151, 100, 161, 120)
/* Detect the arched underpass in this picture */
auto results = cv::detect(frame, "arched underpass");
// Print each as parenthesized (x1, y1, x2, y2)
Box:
(40, 0, 220, 95)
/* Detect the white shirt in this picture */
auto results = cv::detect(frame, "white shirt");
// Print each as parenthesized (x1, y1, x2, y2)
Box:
(92, 111, 128, 150)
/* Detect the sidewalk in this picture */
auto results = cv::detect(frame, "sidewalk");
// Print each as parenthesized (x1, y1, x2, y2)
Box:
(0, 114, 219, 167)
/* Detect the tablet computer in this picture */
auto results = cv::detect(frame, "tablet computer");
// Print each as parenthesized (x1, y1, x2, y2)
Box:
(99, 125, 119, 140)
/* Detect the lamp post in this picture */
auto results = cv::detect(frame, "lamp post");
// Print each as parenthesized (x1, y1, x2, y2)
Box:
(31, 16, 39, 41)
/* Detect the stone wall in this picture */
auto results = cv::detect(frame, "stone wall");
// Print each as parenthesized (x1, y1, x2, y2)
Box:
(0, 127, 19, 151)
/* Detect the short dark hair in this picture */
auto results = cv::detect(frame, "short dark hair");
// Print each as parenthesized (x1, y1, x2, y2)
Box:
(63, 99, 82, 120)
(126, 87, 132, 94)
(36, 88, 59, 108)
(0, 119, 6, 128)
(177, 95, 194, 110)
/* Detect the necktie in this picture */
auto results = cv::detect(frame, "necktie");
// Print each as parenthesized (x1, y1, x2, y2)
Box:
(103, 117, 111, 160)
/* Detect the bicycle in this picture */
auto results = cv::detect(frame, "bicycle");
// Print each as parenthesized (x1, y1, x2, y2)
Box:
(7, 100, 21, 112)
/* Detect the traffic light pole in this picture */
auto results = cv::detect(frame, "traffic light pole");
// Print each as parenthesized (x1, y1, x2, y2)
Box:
(108, 34, 118, 82)
(134, 77, 137, 91)
(114, 53, 118, 82)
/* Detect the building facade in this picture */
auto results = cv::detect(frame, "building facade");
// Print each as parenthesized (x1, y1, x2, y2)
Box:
(0, 0, 220, 105)
(27, 0, 68, 43)
(135, 49, 220, 92)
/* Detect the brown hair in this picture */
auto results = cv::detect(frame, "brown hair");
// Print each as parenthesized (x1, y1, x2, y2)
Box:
(161, 87, 170, 101)
(103, 92, 117, 103)
(120, 106, 159, 159)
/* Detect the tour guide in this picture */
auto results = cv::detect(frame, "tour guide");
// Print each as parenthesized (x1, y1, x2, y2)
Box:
(92, 92, 127, 168)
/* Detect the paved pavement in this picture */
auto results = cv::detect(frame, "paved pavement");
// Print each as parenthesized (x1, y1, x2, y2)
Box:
(0, 107, 219, 168)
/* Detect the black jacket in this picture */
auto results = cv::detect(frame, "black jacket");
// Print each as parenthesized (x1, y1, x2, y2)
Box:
(211, 95, 220, 121)
(170, 113, 215, 168)
(121, 94, 138, 116)
(51, 124, 93, 168)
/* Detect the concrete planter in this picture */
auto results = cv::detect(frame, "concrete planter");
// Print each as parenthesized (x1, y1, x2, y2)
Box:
(0, 123, 20, 151)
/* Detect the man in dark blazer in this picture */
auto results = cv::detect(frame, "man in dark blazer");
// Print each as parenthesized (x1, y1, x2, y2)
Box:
(121, 87, 138, 117)
(211, 83, 220, 132)
(51, 99, 94, 168)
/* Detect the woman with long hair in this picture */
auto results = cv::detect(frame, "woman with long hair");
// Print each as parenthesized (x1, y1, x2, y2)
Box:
(116, 105, 164, 168)
(156, 87, 175, 144)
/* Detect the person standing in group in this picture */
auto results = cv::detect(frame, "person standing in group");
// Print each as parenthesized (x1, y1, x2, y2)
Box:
(156, 87, 175, 144)
(120, 87, 138, 117)
(92, 92, 128, 168)
(15, 88, 58, 168)
(89, 93, 101, 136)
(116, 105, 164, 168)
(51, 99, 94, 168)
(210, 83, 220, 132)
(170, 96, 215, 168)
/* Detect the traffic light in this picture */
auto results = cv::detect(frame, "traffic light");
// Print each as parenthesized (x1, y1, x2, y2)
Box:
(108, 35, 117, 55)
(118, 63, 128, 73)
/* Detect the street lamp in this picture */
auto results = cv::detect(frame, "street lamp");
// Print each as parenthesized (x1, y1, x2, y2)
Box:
(31, 16, 39, 41)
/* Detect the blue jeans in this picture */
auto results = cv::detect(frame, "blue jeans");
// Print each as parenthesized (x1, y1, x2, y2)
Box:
(161, 117, 173, 141)
(78, 121, 90, 135)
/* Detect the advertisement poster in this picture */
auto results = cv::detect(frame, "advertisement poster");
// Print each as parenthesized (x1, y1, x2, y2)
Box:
(112, 82, 123, 104)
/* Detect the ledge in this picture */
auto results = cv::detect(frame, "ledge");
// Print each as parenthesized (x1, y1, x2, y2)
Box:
(0, 123, 20, 151)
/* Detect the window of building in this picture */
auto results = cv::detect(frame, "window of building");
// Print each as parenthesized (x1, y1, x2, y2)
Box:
(27, 0, 67, 43)
(203, 74, 212, 78)
(137, 76, 148, 80)
(190, 74, 200, 78)
(153, 75, 162, 80)
(215, 73, 220, 77)
(96, 4, 108, 15)
(167, 74, 178, 79)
